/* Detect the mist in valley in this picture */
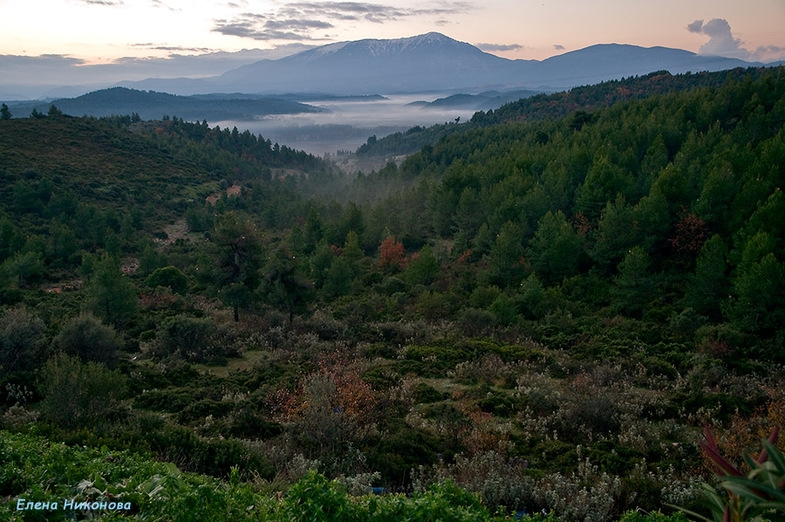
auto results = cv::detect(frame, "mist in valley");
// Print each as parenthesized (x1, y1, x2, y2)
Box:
(213, 94, 477, 156)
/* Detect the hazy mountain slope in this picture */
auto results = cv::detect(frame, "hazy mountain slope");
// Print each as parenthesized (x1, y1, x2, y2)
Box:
(8, 87, 324, 121)
(211, 33, 765, 95)
(534, 43, 761, 87)
(215, 32, 528, 94)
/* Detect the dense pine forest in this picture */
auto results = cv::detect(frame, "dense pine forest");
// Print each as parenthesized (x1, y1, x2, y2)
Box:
(1, 67, 784, 521)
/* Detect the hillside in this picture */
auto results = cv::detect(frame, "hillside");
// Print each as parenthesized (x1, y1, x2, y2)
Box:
(1, 69, 784, 521)
(0, 114, 333, 228)
(354, 67, 777, 161)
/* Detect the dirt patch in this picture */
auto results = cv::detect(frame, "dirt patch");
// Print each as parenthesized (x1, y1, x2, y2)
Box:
(206, 184, 243, 205)
(153, 218, 188, 247)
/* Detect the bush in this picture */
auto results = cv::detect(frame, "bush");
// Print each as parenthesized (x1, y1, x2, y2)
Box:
(150, 315, 238, 363)
(38, 352, 127, 430)
(0, 306, 47, 374)
(53, 313, 123, 366)
(413, 383, 446, 404)
(145, 266, 189, 295)
(281, 470, 361, 522)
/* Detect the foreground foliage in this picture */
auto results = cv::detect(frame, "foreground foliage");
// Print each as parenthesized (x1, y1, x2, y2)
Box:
(1, 431, 693, 521)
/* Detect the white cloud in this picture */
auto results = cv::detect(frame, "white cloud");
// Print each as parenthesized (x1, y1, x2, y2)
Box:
(687, 18, 748, 59)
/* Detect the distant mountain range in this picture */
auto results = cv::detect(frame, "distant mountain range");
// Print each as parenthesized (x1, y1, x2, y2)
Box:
(118, 32, 773, 96)
(3, 32, 780, 122)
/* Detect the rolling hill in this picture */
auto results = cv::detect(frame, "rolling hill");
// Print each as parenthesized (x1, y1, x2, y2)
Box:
(6, 87, 325, 121)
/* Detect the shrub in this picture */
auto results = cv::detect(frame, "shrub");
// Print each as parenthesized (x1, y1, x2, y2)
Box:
(420, 450, 535, 513)
(0, 306, 47, 374)
(38, 352, 127, 430)
(281, 470, 361, 522)
(459, 308, 496, 337)
(53, 313, 123, 366)
(150, 315, 238, 363)
(145, 266, 189, 295)
(413, 383, 446, 404)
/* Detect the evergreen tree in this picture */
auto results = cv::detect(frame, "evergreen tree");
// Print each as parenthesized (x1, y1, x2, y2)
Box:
(485, 221, 525, 288)
(528, 211, 582, 287)
(211, 212, 264, 322)
(260, 246, 313, 325)
(322, 257, 354, 298)
(405, 244, 439, 286)
(84, 254, 137, 328)
(685, 234, 728, 320)
(612, 246, 655, 317)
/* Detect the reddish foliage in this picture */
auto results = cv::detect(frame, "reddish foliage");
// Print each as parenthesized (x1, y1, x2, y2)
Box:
(669, 212, 708, 256)
(379, 236, 407, 270)
(267, 350, 379, 426)
(457, 250, 473, 264)
(572, 212, 592, 236)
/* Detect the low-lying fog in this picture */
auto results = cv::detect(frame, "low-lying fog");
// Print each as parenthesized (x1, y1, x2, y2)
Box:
(214, 94, 477, 157)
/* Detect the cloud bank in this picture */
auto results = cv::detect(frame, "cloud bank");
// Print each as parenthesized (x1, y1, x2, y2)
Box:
(688, 18, 785, 61)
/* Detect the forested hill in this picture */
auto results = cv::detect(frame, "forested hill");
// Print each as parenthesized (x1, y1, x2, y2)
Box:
(469, 67, 773, 125)
(0, 114, 336, 229)
(351, 66, 785, 351)
(7, 87, 325, 121)
(355, 67, 777, 158)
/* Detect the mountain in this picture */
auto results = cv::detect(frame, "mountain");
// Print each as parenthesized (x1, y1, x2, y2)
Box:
(202, 33, 768, 95)
(212, 32, 528, 95)
(7, 87, 325, 121)
(533, 43, 759, 87)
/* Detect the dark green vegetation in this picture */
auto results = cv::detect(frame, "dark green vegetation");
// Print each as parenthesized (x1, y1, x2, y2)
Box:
(357, 68, 775, 160)
(1, 67, 784, 521)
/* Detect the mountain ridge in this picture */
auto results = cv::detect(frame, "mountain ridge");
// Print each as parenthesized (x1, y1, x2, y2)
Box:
(124, 33, 773, 96)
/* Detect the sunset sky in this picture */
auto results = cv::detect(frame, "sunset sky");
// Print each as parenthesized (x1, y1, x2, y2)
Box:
(1, 0, 784, 64)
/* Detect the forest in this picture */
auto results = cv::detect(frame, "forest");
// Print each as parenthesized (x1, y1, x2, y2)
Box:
(0, 66, 784, 521)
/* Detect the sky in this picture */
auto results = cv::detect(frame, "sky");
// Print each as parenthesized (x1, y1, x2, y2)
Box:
(1, 0, 784, 63)
(1, 0, 784, 100)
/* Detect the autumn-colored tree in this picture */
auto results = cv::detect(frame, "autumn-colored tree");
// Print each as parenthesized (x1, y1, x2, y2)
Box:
(668, 211, 708, 260)
(379, 236, 406, 271)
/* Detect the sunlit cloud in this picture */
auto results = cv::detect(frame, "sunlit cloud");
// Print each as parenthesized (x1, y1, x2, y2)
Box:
(749, 45, 785, 62)
(687, 18, 748, 59)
